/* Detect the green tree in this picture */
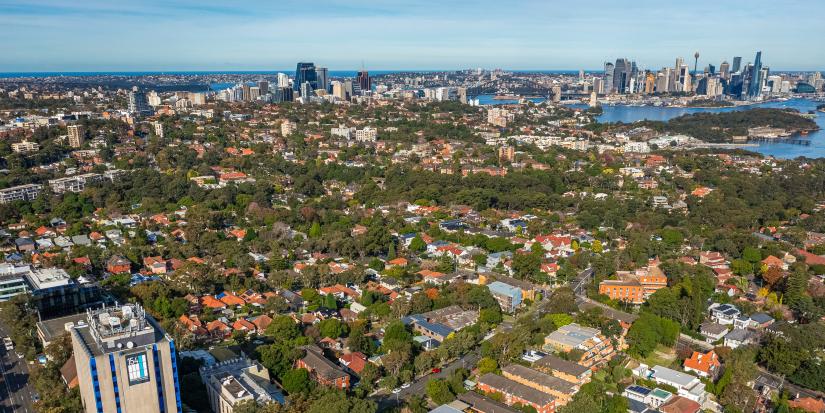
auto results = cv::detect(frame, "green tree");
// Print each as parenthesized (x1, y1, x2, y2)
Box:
(281, 368, 311, 394)
(426, 378, 455, 405)
(318, 318, 347, 339)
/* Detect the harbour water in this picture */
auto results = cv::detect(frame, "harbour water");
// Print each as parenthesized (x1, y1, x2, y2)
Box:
(588, 99, 825, 159)
(477, 95, 824, 158)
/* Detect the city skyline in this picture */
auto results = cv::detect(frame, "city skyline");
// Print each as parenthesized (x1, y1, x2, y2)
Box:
(1, 0, 824, 72)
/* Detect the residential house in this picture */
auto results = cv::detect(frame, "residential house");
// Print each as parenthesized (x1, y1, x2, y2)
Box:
(641, 365, 707, 404)
(682, 350, 721, 378)
(295, 345, 350, 389)
(708, 303, 740, 325)
(106, 256, 132, 274)
(723, 328, 756, 349)
(659, 396, 701, 413)
(699, 322, 728, 343)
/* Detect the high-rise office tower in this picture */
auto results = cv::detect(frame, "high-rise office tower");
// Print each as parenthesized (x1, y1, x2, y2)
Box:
(242, 84, 251, 101)
(603, 62, 614, 94)
(748, 51, 763, 98)
(731, 56, 742, 73)
(68, 125, 84, 148)
(128, 87, 152, 116)
(315, 67, 329, 92)
(273, 87, 293, 103)
(71, 304, 181, 413)
(257, 81, 269, 95)
(277, 73, 290, 88)
(707, 64, 715, 75)
(357, 70, 371, 94)
(294, 62, 317, 94)
(592, 77, 603, 95)
(612, 58, 632, 94)
(719, 61, 730, 79)
(578, 69, 585, 82)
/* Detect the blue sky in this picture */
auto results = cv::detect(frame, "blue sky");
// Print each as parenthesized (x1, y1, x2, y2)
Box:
(1, 0, 823, 72)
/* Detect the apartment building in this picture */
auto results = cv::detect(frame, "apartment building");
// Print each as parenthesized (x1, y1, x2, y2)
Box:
(70, 304, 181, 413)
(501, 364, 578, 406)
(0, 184, 42, 204)
(532, 354, 592, 385)
(543, 323, 616, 368)
(598, 264, 667, 304)
(200, 355, 284, 413)
(477, 373, 556, 413)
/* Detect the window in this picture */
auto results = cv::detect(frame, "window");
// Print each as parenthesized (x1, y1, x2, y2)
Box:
(126, 352, 150, 385)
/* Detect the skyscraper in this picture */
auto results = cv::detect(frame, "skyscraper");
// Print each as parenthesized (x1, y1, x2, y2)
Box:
(70, 303, 181, 413)
(612, 58, 632, 94)
(257, 80, 269, 95)
(356, 70, 371, 94)
(731, 56, 742, 73)
(294, 62, 317, 94)
(719, 61, 730, 79)
(603, 62, 614, 94)
(316, 67, 329, 92)
(277, 73, 290, 88)
(748, 51, 763, 98)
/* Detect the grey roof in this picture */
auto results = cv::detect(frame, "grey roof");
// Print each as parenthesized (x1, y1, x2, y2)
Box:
(700, 322, 728, 335)
(501, 364, 576, 394)
(477, 373, 555, 406)
(544, 323, 601, 349)
(724, 328, 752, 342)
(651, 365, 697, 388)
(750, 312, 774, 324)
(458, 391, 521, 413)
(533, 354, 590, 378)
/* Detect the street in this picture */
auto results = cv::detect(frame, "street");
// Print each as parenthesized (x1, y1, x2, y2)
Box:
(0, 324, 35, 413)
(373, 350, 481, 410)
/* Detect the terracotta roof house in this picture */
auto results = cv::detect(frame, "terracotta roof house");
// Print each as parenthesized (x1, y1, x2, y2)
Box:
(338, 352, 367, 375)
(206, 320, 232, 338)
(251, 314, 273, 334)
(788, 397, 825, 413)
(106, 255, 132, 274)
(386, 257, 408, 268)
(761, 255, 786, 270)
(659, 396, 701, 413)
(201, 295, 227, 310)
(61, 355, 78, 389)
(219, 292, 246, 307)
(232, 318, 256, 332)
(143, 256, 168, 274)
(682, 350, 721, 378)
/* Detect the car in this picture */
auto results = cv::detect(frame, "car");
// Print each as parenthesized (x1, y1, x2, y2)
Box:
(391, 388, 402, 394)
(401, 383, 411, 389)
(431, 368, 441, 373)
(32, 393, 40, 403)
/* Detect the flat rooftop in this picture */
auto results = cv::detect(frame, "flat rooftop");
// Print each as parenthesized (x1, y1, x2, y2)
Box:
(26, 268, 72, 290)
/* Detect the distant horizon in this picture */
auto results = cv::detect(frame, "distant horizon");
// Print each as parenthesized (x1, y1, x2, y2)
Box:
(1, 67, 823, 78)
(1, 1, 823, 71)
